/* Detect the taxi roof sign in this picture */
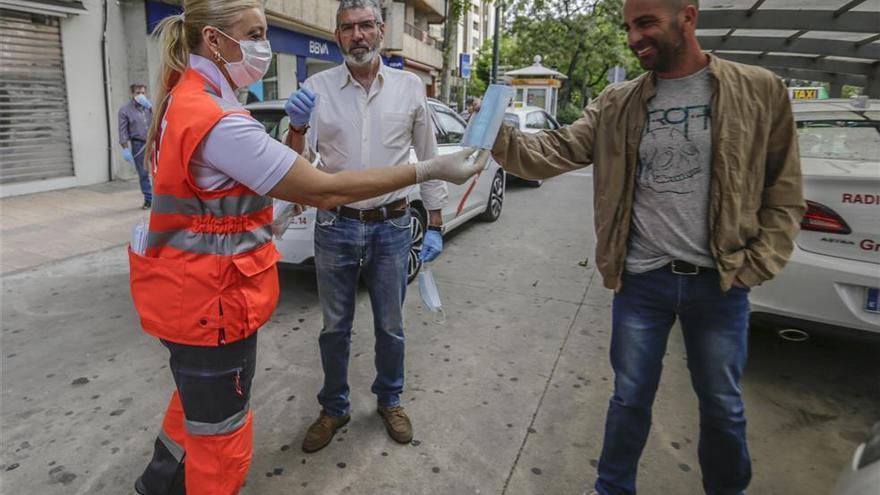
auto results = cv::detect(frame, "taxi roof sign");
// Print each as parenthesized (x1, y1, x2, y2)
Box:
(788, 87, 829, 100)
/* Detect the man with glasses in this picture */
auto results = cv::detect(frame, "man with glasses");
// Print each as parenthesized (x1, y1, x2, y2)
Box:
(285, 0, 448, 452)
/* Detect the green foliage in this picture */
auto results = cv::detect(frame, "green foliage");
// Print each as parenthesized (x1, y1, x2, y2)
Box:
(468, 0, 642, 109)
(556, 103, 583, 125)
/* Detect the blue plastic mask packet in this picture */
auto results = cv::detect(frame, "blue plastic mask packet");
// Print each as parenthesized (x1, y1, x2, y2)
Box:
(418, 269, 446, 324)
(460, 84, 516, 149)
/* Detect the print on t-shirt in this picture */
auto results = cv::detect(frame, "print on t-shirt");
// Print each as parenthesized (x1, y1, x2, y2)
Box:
(637, 104, 711, 195)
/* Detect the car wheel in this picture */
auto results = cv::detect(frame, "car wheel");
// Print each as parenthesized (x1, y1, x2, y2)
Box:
(407, 206, 426, 284)
(479, 170, 505, 222)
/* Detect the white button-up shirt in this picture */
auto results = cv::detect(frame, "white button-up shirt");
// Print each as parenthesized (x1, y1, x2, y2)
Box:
(303, 62, 448, 210)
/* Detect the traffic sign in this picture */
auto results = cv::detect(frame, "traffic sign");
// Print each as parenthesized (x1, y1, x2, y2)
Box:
(460, 53, 472, 79)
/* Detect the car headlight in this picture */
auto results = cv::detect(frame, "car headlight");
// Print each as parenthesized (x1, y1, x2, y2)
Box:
(857, 422, 880, 470)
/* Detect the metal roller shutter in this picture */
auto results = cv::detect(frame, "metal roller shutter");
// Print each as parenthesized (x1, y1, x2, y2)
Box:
(0, 9, 74, 184)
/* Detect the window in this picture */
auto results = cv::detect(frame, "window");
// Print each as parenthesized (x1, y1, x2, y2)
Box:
(543, 112, 560, 130)
(526, 89, 547, 111)
(251, 111, 288, 141)
(432, 106, 467, 144)
(796, 120, 880, 161)
(525, 111, 546, 130)
(473, 21, 479, 31)
(503, 113, 521, 128)
(261, 53, 279, 101)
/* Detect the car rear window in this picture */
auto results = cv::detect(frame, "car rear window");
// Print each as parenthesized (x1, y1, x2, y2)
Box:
(503, 113, 520, 128)
(796, 120, 880, 161)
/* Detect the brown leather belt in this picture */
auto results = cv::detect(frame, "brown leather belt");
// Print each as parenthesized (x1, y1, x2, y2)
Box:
(335, 198, 408, 223)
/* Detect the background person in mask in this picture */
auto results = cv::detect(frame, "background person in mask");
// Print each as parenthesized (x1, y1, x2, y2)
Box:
(489, 0, 804, 494)
(284, 0, 448, 454)
(133, 2, 484, 494)
(118, 84, 153, 209)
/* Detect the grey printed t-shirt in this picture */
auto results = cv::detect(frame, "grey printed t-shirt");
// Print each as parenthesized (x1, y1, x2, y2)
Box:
(625, 66, 715, 273)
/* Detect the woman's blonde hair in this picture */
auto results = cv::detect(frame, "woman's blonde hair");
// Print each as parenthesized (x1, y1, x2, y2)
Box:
(146, 0, 263, 170)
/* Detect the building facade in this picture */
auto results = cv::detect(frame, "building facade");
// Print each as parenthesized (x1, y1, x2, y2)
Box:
(0, 0, 445, 198)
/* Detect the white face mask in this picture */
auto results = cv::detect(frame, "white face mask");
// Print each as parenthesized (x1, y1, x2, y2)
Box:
(215, 29, 272, 89)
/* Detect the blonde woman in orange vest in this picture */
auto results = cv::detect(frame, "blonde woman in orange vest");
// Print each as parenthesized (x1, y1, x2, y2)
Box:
(131, 2, 486, 493)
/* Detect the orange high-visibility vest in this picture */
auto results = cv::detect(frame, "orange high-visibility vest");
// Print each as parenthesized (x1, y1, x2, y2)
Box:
(129, 69, 281, 347)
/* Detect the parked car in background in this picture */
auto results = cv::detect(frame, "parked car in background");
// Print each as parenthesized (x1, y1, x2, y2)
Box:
(749, 97, 880, 338)
(501, 106, 562, 187)
(247, 98, 506, 283)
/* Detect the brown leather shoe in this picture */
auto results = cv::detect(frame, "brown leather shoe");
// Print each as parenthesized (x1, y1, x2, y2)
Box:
(302, 410, 350, 453)
(377, 405, 413, 444)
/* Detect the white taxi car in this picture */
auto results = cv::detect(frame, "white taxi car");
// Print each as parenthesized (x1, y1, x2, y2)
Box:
(749, 97, 880, 337)
(501, 106, 562, 187)
(247, 98, 506, 283)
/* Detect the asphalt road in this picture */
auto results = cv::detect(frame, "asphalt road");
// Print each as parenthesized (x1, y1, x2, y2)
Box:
(2, 173, 878, 494)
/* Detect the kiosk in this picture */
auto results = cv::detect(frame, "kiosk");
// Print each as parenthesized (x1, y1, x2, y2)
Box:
(506, 55, 567, 118)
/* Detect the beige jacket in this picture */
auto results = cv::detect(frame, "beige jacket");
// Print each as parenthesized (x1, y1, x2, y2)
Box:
(492, 54, 805, 291)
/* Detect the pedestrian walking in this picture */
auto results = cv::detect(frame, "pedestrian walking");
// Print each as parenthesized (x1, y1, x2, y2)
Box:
(130, 2, 486, 493)
(118, 83, 154, 209)
(284, 0, 448, 453)
(489, 0, 805, 493)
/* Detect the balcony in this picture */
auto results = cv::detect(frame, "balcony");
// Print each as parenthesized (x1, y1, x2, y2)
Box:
(402, 25, 444, 69)
(404, 23, 445, 51)
(409, 0, 445, 23)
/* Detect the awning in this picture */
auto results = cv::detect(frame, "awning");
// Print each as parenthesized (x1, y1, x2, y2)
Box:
(699, 0, 880, 97)
(0, 0, 86, 17)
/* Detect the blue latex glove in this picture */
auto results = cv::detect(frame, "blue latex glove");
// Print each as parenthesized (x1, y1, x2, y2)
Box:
(419, 229, 443, 262)
(122, 148, 134, 163)
(134, 94, 152, 109)
(284, 87, 316, 126)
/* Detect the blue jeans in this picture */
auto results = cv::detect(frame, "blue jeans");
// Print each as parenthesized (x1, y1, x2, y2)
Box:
(131, 139, 152, 203)
(595, 267, 752, 495)
(313, 208, 412, 417)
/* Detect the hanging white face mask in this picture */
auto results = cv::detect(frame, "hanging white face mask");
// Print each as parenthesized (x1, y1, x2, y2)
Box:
(418, 269, 446, 325)
(215, 29, 272, 89)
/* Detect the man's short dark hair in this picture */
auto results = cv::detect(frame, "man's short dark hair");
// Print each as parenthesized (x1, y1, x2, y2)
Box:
(130, 84, 146, 93)
(336, 0, 383, 27)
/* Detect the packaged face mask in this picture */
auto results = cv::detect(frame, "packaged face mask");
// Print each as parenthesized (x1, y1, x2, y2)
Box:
(418, 269, 446, 324)
(459, 84, 516, 149)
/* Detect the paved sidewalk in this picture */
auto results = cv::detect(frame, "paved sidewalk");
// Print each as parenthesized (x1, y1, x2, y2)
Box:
(0, 180, 145, 275)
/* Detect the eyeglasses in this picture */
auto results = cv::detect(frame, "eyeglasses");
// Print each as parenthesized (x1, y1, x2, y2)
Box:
(338, 20, 380, 35)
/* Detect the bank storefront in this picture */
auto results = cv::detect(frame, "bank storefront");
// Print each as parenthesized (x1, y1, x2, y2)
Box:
(146, 1, 342, 103)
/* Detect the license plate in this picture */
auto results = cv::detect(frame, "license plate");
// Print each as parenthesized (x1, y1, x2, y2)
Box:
(287, 216, 310, 229)
(866, 288, 880, 313)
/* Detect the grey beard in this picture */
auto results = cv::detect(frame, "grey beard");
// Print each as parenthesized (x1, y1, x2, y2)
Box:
(344, 48, 379, 67)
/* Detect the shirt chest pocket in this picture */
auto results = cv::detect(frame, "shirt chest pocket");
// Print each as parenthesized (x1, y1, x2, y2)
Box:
(381, 111, 413, 148)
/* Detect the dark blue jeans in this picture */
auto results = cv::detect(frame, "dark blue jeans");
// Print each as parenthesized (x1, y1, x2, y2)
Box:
(313, 208, 412, 417)
(595, 267, 752, 495)
(131, 138, 152, 203)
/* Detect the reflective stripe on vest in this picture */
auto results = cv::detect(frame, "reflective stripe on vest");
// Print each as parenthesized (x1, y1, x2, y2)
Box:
(158, 428, 185, 462)
(150, 194, 272, 217)
(148, 226, 273, 256)
(185, 402, 250, 436)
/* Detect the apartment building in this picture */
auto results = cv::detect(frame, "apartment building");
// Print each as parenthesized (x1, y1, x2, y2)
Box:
(0, 0, 445, 197)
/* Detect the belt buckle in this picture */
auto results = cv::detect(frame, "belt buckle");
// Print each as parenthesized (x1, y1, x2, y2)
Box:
(671, 260, 699, 276)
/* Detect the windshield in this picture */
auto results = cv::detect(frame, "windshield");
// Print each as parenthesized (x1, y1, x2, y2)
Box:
(503, 113, 520, 128)
(250, 110, 288, 141)
(796, 120, 880, 161)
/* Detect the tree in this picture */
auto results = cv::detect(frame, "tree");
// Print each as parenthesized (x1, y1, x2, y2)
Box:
(466, 0, 639, 112)
(440, 0, 471, 105)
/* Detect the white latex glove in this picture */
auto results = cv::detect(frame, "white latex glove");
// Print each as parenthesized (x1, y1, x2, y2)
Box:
(414, 147, 490, 185)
